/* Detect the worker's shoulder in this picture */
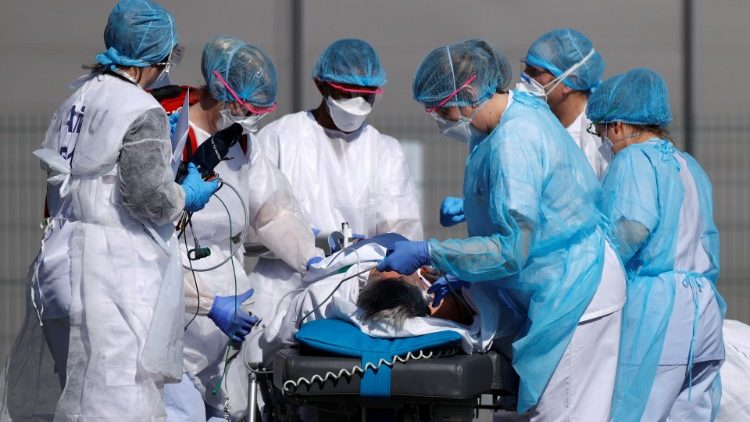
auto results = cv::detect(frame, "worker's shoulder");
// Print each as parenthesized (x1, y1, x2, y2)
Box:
(101, 75, 165, 117)
(362, 124, 403, 149)
(259, 111, 310, 133)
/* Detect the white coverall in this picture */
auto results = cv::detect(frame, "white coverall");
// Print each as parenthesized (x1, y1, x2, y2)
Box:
(565, 110, 611, 179)
(247, 111, 423, 363)
(23, 72, 186, 421)
(164, 121, 320, 421)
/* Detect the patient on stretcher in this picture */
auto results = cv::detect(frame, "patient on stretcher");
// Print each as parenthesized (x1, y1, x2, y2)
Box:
(357, 268, 474, 329)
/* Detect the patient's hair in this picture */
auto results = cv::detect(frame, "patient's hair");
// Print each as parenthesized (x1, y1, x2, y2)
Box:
(356, 278, 430, 329)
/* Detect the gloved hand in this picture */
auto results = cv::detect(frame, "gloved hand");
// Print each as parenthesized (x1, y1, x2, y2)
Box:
(440, 196, 466, 227)
(306, 256, 324, 271)
(376, 240, 431, 275)
(427, 274, 470, 307)
(181, 162, 220, 212)
(207, 289, 259, 343)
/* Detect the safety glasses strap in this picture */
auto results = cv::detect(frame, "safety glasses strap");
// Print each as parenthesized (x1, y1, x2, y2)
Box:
(425, 74, 478, 113)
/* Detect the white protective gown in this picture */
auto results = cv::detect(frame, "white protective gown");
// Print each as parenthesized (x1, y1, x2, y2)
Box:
(167, 120, 319, 420)
(566, 111, 611, 179)
(247, 111, 423, 362)
(29, 73, 186, 421)
(718, 320, 750, 421)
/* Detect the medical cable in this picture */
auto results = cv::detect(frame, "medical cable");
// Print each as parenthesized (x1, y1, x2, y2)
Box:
(297, 245, 370, 327)
(183, 231, 200, 330)
(282, 346, 458, 395)
(235, 244, 366, 376)
(182, 179, 246, 330)
(179, 179, 248, 272)
(211, 192, 243, 398)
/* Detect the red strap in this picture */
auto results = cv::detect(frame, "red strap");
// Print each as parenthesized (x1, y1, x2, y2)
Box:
(158, 86, 200, 115)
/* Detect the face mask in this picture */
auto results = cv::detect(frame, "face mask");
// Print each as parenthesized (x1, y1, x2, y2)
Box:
(217, 109, 265, 134)
(599, 137, 615, 163)
(516, 49, 597, 100)
(601, 123, 640, 155)
(148, 67, 172, 89)
(515, 72, 547, 98)
(432, 105, 485, 145)
(326, 96, 372, 132)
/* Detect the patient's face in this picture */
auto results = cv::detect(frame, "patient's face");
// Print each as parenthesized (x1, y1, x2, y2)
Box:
(358, 267, 473, 328)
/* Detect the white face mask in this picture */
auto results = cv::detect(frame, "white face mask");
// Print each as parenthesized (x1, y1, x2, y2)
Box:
(326, 96, 373, 132)
(432, 105, 486, 145)
(599, 137, 615, 163)
(148, 67, 172, 89)
(217, 109, 265, 134)
(515, 49, 597, 100)
(600, 123, 640, 156)
(515, 72, 547, 98)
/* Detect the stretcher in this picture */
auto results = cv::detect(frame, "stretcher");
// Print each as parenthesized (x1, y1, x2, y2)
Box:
(258, 319, 519, 422)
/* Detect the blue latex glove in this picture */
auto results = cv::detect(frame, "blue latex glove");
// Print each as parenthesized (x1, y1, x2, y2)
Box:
(376, 240, 431, 275)
(440, 196, 466, 227)
(306, 256, 324, 271)
(207, 289, 259, 343)
(427, 274, 470, 307)
(181, 162, 220, 212)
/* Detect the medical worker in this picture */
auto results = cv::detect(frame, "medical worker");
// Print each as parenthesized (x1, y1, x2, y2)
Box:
(438, 31, 606, 228)
(22, 0, 219, 419)
(378, 39, 626, 421)
(588, 68, 725, 421)
(251, 38, 422, 360)
(155, 36, 320, 421)
(518, 29, 609, 178)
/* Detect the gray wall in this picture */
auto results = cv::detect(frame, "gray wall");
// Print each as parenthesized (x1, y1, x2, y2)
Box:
(2, 0, 750, 360)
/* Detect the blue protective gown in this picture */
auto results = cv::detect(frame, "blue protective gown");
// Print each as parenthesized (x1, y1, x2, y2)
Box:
(429, 92, 606, 412)
(602, 139, 726, 421)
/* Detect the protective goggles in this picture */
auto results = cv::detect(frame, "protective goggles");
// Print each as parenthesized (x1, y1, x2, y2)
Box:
(324, 81, 382, 104)
(424, 74, 478, 113)
(213, 70, 277, 115)
(156, 44, 185, 69)
(325, 81, 383, 95)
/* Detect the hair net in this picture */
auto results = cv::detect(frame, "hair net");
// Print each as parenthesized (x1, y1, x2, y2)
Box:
(524, 28, 604, 91)
(96, 0, 177, 70)
(202, 36, 277, 107)
(311, 39, 387, 87)
(587, 68, 673, 127)
(489, 44, 513, 93)
(413, 39, 510, 109)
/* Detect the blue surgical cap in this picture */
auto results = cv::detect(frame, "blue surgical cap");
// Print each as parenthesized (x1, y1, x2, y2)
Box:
(202, 36, 277, 107)
(525, 29, 604, 91)
(413, 39, 510, 109)
(96, 0, 177, 70)
(587, 68, 672, 127)
(312, 39, 387, 87)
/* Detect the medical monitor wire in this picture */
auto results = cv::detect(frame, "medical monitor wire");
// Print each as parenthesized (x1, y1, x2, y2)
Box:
(297, 245, 370, 327)
(179, 179, 248, 272)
